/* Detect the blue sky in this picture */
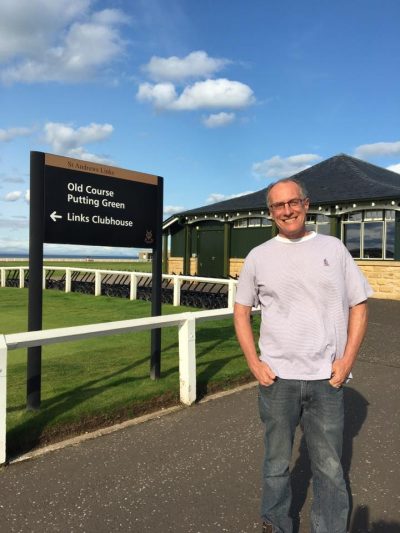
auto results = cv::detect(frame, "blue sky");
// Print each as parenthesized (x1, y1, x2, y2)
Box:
(1, 0, 399, 256)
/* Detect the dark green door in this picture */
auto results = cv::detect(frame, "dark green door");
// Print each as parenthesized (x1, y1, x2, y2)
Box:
(197, 228, 224, 278)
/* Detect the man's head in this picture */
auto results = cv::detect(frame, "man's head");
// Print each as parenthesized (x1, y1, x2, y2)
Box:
(266, 178, 310, 239)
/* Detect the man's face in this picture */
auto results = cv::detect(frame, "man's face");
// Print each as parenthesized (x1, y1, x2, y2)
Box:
(268, 181, 309, 239)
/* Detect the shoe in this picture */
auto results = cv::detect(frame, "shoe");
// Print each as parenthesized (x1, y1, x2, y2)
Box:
(262, 522, 273, 533)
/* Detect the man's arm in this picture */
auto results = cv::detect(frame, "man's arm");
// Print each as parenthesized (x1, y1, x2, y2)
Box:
(234, 303, 276, 386)
(330, 300, 369, 387)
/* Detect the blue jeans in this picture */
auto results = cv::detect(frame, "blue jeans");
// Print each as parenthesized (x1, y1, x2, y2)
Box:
(258, 378, 348, 533)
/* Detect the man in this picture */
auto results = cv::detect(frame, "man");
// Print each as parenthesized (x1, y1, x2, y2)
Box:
(234, 178, 372, 533)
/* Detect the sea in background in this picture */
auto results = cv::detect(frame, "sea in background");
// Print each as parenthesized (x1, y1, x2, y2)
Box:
(0, 253, 139, 261)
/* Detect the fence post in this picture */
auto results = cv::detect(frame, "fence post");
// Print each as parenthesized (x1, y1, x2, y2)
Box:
(0, 268, 5, 288)
(173, 275, 181, 307)
(178, 315, 196, 405)
(65, 268, 71, 293)
(19, 268, 25, 289)
(42, 267, 46, 290)
(228, 280, 236, 309)
(130, 273, 138, 300)
(95, 271, 102, 296)
(0, 335, 7, 464)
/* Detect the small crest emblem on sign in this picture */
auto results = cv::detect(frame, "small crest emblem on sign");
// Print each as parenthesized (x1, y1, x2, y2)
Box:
(144, 230, 154, 244)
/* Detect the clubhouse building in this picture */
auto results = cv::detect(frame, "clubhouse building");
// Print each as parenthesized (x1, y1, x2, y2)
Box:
(162, 154, 400, 300)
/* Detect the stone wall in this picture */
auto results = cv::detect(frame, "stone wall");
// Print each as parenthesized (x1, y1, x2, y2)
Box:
(190, 257, 198, 275)
(168, 257, 184, 274)
(167, 257, 198, 275)
(356, 260, 400, 300)
(229, 258, 244, 279)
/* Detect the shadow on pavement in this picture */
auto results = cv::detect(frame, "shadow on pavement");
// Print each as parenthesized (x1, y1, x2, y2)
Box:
(350, 505, 400, 532)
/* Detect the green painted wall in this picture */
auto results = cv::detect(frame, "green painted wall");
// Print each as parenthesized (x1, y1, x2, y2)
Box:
(183, 225, 191, 274)
(230, 226, 272, 258)
(223, 222, 231, 277)
(191, 228, 198, 254)
(170, 226, 185, 256)
(330, 216, 340, 238)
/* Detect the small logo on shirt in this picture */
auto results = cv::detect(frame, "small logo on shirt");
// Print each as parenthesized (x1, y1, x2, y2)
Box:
(323, 258, 330, 266)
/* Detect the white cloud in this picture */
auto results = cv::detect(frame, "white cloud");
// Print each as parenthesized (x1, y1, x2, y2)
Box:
(354, 141, 400, 158)
(66, 148, 113, 164)
(137, 78, 254, 111)
(164, 205, 184, 216)
(43, 122, 113, 162)
(202, 112, 235, 128)
(3, 191, 22, 201)
(0, 1, 127, 84)
(387, 163, 400, 174)
(0, 0, 90, 61)
(137, 82, 177, 110)
(0, 127, 32, 142)
(0, 218, 28, 229)
(252, 154, 322, 180)
(143, 51, 230, 82)
(3, 175, 26, 184)
(138, 50, 254, 126)
(25, 189, 30, 203)
(0, 234, 29, 256)
(206, 191, 254, 204)
(173, 79, 254, 110)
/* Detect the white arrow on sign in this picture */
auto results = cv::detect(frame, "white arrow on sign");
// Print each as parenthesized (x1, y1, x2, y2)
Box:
(50, 211, 62, 222)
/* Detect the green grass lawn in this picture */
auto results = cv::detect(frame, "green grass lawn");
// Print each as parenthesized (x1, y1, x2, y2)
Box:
(1, 287, 256, 456)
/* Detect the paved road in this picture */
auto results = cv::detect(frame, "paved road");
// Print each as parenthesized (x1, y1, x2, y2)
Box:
(0, 299, 399, 533)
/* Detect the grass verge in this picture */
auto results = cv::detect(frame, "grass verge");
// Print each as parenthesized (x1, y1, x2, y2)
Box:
(1, 287, 256, 457)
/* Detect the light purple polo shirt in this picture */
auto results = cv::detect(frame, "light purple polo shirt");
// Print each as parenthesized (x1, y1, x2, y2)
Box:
(235, 232, 373, 380)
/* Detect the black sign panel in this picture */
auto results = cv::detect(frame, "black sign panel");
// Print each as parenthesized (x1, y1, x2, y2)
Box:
(28, 152, 164, 408)
(43, 154, 161, 248)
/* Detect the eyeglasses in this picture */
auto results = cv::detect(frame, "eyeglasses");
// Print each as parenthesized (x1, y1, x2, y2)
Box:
(268, 197, 307, 212)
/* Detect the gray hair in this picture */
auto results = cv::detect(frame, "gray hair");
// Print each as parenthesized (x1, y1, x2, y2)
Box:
(266, 178, 309, 207)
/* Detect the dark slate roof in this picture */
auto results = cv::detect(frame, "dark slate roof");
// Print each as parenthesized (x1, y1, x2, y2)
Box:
(179, 154, 400, 216)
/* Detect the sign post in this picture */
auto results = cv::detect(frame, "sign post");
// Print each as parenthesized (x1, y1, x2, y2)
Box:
(27, 152, 45, 409)
(150, 180, 163, 379)
(28, 152, 163, 409)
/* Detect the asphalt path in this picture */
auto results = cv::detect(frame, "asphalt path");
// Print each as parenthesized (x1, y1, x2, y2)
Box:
(0, 299, 399, 533)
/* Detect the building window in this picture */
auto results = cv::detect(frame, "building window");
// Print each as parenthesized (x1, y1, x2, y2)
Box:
(344, 212, 362, 222)
(364, 210, 383, 221)
(234, 217, 272, 228)
(385, 210, 395, 258)
(261, 217, 272, 227)
(342, 210, 396, 259)
(306, 213, 330, 234)
(363, 222, 383, 258)
(344, 223, 361, 258)
(234, 219, 248, 228)
(248, 218, 261, 227)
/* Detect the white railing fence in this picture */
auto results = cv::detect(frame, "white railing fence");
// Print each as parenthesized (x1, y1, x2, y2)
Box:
(0, 267, 238, 308)
(0, 307, 259, 465)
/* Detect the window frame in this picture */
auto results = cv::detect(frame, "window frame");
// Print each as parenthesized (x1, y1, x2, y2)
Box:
(341, 209, 396, 260)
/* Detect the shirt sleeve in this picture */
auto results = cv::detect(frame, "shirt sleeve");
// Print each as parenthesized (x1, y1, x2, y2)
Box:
(235, 252, 260, 307)
(342, 244, 374, 306)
